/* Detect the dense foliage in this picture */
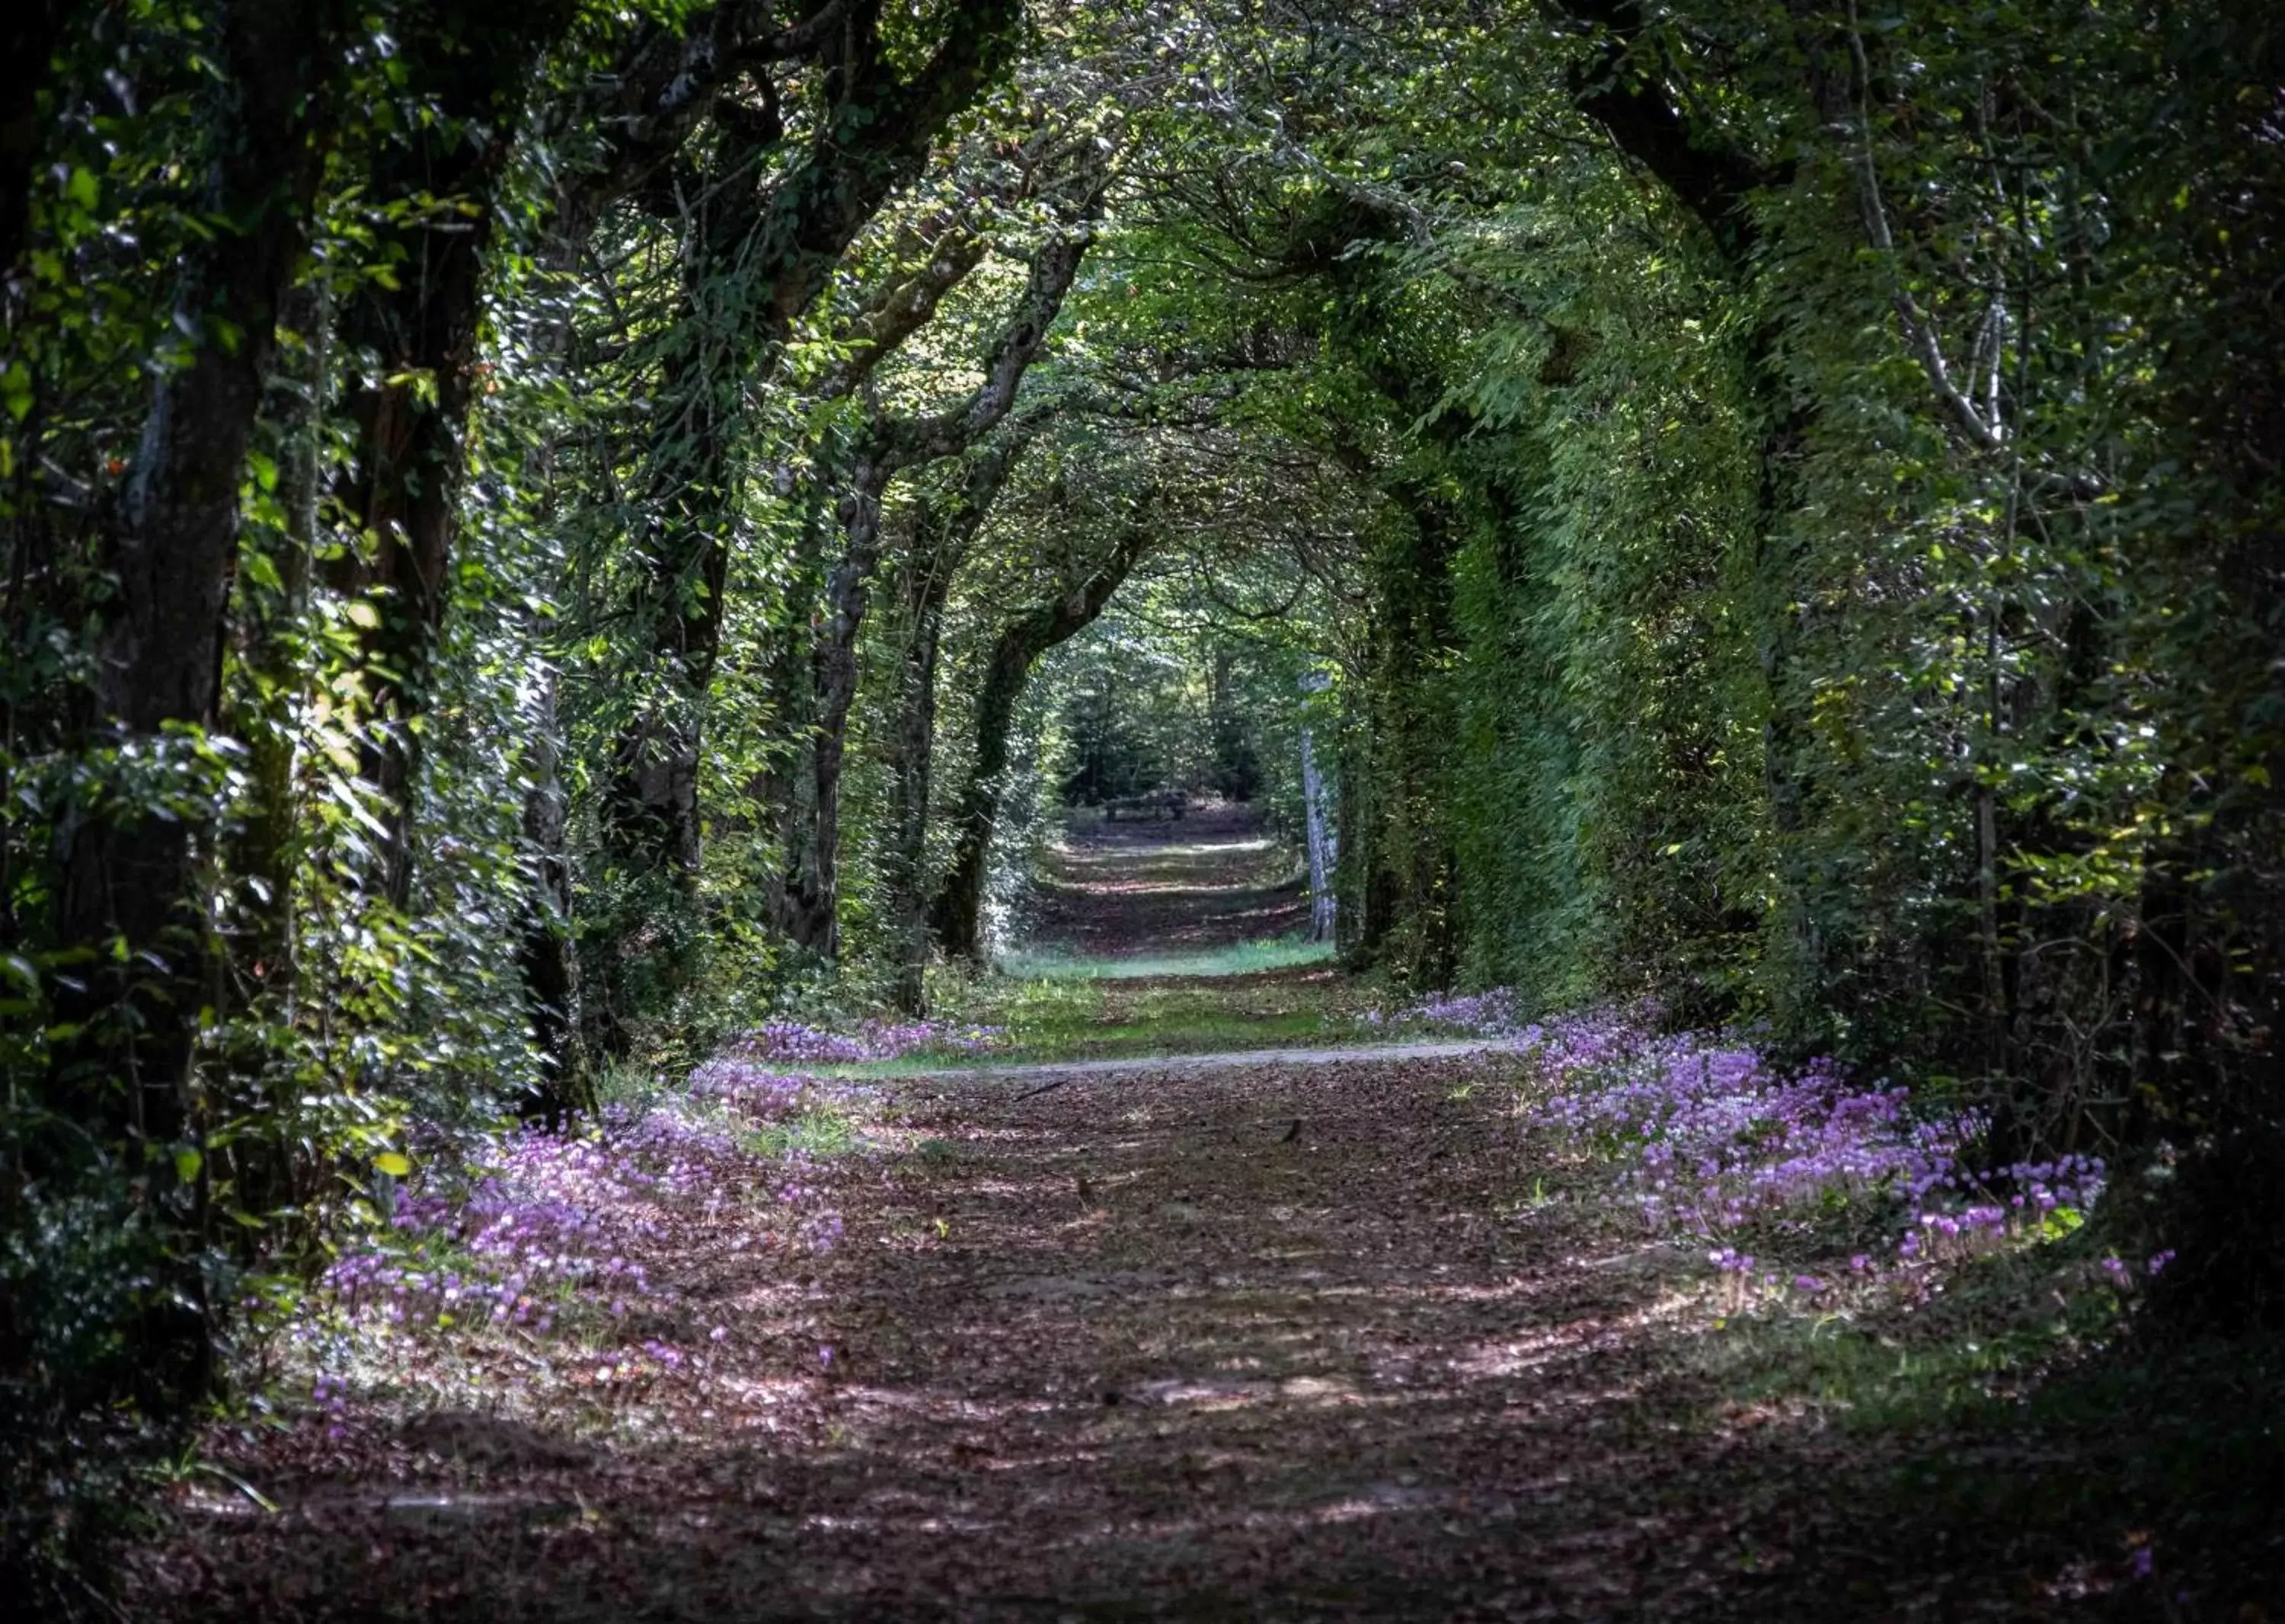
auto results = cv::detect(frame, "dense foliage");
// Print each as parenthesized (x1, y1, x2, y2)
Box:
(1, 0, 2277, 1603)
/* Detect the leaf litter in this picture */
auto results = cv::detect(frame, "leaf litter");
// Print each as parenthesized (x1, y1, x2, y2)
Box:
(128, 815, 2272, 1619)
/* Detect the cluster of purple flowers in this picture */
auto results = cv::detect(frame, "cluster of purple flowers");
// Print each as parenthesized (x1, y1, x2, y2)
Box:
(323, 1108, 744, 1336)
(731, 1017, 1003, 1063)
(686, 1055, 807, 1115)
(305, 1057, 868, 1409)
(1895, 1152, 2106, 1261)
(1508, 1005, 2125, 1279)
(1395, 987, 1523, 1035)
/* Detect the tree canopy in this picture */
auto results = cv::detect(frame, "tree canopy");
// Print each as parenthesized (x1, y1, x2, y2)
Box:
(3, 0, 2280, 1603)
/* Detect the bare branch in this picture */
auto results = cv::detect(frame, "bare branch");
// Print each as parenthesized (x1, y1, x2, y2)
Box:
(1845, 0, 2005, 451)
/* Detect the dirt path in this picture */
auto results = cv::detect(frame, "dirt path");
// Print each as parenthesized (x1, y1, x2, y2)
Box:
(1021, 802, 1309, 957)
(145, 1041, 2175, 1621)
(138, 810, 2113, 1620)
(791, 814, 1730, 1613)
(769, 1050, 1746, 1619)
(900, 1035, 1527, 1085)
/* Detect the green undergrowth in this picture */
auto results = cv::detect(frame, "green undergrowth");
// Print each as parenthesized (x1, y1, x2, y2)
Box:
(746, 1106, 861, 1157)
(1533, 1146, 2285, 1605)
(1693, 1235, 2143, 1421)
(1497, 1015, 2285, 1606)
(1693, 1260, 2285, 1607)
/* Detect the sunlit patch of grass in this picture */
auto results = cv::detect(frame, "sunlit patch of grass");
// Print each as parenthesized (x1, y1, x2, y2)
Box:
(1689, 1240, 2114, 1421)
(746, 1106, 858, 1157)
(902, 958, 1392, 1064)
(998, 934, 1334, 981)
(882, 954, 1398, 1069)
(1026, 1009, 1331, 1055)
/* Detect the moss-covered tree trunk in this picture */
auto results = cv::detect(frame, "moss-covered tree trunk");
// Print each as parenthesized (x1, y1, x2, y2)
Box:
(882, 536, 953, 1013)
(332, 2, 577, 906)
(47, 0, 345, 1403)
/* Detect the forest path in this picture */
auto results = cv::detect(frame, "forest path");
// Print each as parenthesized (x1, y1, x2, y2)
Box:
(919, 802, 1523, 1079)
(690, 804, 1727, 1617)
(166, 1053, 1787, 1621)
(1017, 800, 1312, 960)
(896, 1034, 1526, 1083)
(716, 815, 1756, 1616)
(705, 814, 1789, 1617)
(695, 817, 1910, 1617)
(759, 1048, 1755, 1619)
(140, 814, 1930, 1621)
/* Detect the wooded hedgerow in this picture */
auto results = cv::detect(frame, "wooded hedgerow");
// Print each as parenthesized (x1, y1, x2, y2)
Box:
(2, 0, 2278, 1597)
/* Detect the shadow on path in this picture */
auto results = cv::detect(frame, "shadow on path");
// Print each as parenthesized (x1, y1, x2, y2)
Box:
(1021, 803, 1309, 960)
(141, 1046, 2225, 1621)
(133, 810, 2271, 1619)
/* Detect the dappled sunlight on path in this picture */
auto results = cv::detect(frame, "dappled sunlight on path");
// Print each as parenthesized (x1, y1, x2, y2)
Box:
(130, 807, 2211, 1622)
(143, 1029, 2081, 1621)
(1021, 802, 1311, 961)
(781, 1052, 1741, 1616)
(149, 1047, 1817, 1619)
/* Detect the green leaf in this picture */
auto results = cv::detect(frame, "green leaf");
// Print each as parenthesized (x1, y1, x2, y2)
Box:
(2, 360, 32, 422)
(175, 1148, 203, 1184)
(373, 1152, 411, 1178)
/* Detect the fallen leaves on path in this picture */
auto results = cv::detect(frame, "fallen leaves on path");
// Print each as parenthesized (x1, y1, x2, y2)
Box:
(126, 807, 2252, 1619)
(129, 1043, 2191, 1620)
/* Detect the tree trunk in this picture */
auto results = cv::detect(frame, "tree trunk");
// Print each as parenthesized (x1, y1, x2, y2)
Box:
(868, 431, 1034, 1002)
(1557, 0, 1841, 1023)
(0, 0, 63, 278)
(932, 522, 1151, 960)
(519, 661, 590, 1120)
(1299, 723, 1335, 942)
(929, 627, 1034, 964)
(1344, 476, 1462, 981)
(46, 0, 340, 1403)
(884, 539, 953, 1012)
(333, 4, 574, 906)
(53, 0, 336, 1143)
(512, 213, 595, 1108)
(776, 459, 893, 955)
(603, 107, 780, 900)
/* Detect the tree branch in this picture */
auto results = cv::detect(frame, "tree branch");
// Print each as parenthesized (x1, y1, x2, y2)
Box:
(1555, 0, 1774, 269)
(871, 183, 1108, 469)
(1844, 0, 2004, 450)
